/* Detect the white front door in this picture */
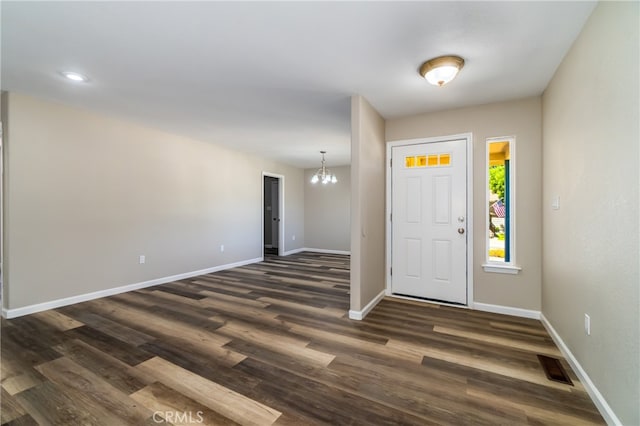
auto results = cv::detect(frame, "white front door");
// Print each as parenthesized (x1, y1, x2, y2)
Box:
(391, 139, 468, 304)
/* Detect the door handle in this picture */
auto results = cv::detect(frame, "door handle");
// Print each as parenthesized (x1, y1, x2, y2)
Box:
(458, 228, 465, 234)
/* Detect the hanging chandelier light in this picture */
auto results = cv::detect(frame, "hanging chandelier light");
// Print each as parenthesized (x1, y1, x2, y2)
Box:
(310, 151, 337, 184)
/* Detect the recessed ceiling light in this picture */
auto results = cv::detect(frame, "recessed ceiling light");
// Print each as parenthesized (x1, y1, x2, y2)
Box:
(419, 55, 465, 87)
(61, 71, 89, 82)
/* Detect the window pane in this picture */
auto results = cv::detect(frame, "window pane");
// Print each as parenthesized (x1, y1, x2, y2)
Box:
(487, 139, 512, 263)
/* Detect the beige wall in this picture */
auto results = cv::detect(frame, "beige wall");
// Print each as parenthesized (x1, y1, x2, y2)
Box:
(304, 165, 350, 252)
(542, 2, 639, 424)
(350, 96, 386, 311)
(386, 97, 542, 310)
(2, 92, 305, 310)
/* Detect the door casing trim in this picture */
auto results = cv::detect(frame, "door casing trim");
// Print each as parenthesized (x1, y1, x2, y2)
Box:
(385, 133, 474, 307)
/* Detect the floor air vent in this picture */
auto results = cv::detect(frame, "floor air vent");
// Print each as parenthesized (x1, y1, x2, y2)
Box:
(537, 355, 573, 386)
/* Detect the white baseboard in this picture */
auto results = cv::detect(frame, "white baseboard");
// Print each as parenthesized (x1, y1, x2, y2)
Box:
(473, 302, 541, 319)
(302, 248, 351, 255)
(1, 257, 263, 319)
(281, 247, 351, 256)
(349, 290, 385, 320)
(280, 247, 305, 256)
(540, 314, 621, 426)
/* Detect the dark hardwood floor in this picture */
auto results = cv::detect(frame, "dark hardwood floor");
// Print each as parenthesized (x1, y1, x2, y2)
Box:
(1, 252, 603, 425)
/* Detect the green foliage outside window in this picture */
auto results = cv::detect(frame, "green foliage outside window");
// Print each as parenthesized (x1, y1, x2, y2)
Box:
(489, 165, 505, 201)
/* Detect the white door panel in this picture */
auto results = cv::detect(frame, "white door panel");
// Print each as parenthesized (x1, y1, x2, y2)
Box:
(391, 140, 467, 304)
(406, 239, 422, 277)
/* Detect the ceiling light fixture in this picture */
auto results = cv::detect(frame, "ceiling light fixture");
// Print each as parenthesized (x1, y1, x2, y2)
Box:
(419, 55, 465, 87)
(310, 151, 337, 185)
(61, 71, 89, 82)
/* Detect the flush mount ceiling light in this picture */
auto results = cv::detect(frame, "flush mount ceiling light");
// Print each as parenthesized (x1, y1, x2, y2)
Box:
(60, 71, 89, 82)
(310, 151, 337, 185)
(419, 55, 465, 87)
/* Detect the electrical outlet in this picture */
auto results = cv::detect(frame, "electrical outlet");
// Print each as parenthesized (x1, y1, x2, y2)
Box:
(292, 235, 296, 241)
(584, 314, 591, 335)
(139, 255, 145, 264)
(220, 245, 224, 252)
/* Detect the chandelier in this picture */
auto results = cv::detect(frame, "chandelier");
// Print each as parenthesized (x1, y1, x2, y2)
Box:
(310, 151, 337, 184)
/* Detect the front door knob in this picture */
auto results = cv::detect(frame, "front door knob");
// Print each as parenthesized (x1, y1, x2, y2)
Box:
(458, 228, 465, 234)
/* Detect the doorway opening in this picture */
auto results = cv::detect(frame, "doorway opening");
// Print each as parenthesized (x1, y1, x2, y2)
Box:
(262, 173, 284, 257)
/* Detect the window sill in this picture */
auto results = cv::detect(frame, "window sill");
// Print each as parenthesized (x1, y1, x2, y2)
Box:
(482, 264, 521, 274)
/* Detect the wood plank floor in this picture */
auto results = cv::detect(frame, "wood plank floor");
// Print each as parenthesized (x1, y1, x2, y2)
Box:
(1, 252, 604, 425)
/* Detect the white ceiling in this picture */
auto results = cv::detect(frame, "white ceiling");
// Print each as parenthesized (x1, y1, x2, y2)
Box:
(1, 1, 596, 168)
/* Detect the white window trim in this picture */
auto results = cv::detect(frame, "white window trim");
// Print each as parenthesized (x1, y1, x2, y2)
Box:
(484, 136, 520, 274)
(482, 263, 522, 274)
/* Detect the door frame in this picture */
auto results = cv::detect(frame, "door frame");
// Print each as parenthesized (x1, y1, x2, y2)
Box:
(261, 172, 285, 257)
(385, 133, 474, 307)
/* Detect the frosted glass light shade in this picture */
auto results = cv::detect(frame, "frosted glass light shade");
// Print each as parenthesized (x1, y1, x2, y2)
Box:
(425, 65, 460, 86)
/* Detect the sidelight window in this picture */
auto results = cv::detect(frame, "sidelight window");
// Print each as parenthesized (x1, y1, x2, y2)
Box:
(483, 137, 520, 274)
